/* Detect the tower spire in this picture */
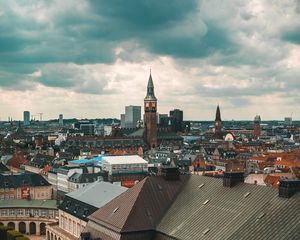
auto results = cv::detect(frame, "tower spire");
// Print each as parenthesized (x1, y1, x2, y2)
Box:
(145, 71, 157, 101)
(215, 105, 221, 122)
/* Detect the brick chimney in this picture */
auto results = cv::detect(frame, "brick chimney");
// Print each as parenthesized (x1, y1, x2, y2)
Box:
(223, 172, 244, 187)
(278, 179, 300, 198)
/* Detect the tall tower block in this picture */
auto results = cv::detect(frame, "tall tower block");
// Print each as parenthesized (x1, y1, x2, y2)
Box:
(144, 73, 157, 148)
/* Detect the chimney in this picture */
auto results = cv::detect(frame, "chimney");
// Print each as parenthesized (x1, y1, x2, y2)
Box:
(161, 165, 180, 181)
(278, 179, 300, 198)
(80, 232, 91, 240)
(223, 172, 244, 187)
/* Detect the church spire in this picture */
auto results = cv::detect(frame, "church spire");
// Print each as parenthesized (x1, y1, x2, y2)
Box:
(215, 105, 221, 122)
(145, 72, 157, 101)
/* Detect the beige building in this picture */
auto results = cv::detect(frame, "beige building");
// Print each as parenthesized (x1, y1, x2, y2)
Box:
(0, 199, 57, 236)
(46, 181, 127, 240)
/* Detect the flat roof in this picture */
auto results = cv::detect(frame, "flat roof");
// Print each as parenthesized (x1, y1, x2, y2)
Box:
(102, 155, 148, 165)
(69, 155, 103, 165)
(0, 199, 57, 209)
(67, 181, 127, 208)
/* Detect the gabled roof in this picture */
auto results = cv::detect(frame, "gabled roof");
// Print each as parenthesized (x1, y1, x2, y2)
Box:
(88, 176, 189, 233)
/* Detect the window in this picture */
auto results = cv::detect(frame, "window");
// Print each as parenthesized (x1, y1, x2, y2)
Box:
(41, 209, 46, 217)
(1, 209, 7, 216)
(34, 209, 39, 216)
(25, 209, 30, 216)
(10, 209, 15, 215)
(48, 210, 53, 217)
(17, 209, 23, 215)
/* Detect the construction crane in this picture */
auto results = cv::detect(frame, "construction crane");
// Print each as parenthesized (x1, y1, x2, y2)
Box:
(38, 113, 43, 121)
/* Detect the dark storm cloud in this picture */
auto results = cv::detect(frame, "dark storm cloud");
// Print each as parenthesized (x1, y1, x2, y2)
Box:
(282, 28, 300, 44)
(0, 0, 299, 103)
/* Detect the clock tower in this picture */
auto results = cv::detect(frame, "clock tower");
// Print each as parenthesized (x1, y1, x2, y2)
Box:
(144, 72, 157, 148)
(215, 105, 222, 133)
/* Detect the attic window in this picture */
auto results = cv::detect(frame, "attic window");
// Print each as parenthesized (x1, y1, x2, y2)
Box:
(244, 192, 251, 198)
(202, 228, 210, 235)
(203, 199, 210, 205)
(66, 201, 71, 209)
(198, 183, 205, 188)
(83, 209, 89, 217)
(74, 205, 80, 213)
(113, 207, 119, 213)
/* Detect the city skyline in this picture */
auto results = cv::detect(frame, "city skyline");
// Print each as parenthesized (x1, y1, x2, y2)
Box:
(0, 1, 300, 120)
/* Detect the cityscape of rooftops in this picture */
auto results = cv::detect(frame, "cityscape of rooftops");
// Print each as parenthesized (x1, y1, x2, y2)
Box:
(0, 1, 299, 240)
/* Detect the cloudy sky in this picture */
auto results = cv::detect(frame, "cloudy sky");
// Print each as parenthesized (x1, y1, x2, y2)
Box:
(0, 0, 300, 121)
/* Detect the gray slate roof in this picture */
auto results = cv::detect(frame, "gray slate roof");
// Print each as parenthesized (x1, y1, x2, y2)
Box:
(0, 199, 57, 209)
(156, 175, 300, 240)
(67, 181, 127, 208)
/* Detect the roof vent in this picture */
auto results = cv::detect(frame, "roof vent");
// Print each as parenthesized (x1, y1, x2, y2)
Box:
(202, 228, 210, 235)
(203, 199, 210, 205)
(113, 207, 119, 213)
(244, 192, 251, 198)
(198, 183, 205, 188)
(257, 213, 265, 220)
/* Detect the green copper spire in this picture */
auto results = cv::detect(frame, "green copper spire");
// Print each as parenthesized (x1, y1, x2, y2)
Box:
(145, 72, 157, 101)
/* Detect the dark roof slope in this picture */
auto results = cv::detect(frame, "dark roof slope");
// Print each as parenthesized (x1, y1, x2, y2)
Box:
(156, 175, 300, 240)
(0, 173, 50, 188)
(88, 175, 189, 233)
(59, 195, 98, 221)
(0, 162, 9, 172)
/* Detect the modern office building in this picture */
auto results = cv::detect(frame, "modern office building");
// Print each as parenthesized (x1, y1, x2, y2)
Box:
(121, 106, 141, 128)
(23, 111, 30, 126)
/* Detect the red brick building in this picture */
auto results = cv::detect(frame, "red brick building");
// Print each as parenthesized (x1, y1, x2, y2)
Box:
(144, 73, 157, 148)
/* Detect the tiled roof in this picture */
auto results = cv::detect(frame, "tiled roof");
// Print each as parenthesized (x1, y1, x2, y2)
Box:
(88, 175, 189, 233)
(7, 155, 28, 169)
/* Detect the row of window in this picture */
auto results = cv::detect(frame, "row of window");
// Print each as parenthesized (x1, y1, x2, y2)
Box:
(60, 215, 84, 237)
(0, 208, 56, 217)
(0, 188, 14, 192)
(0, 192, 49, 200)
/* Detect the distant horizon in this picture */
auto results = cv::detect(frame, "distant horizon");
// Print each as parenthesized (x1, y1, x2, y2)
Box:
(0, 1, 299, 120)
(2, 117, 299, 122)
